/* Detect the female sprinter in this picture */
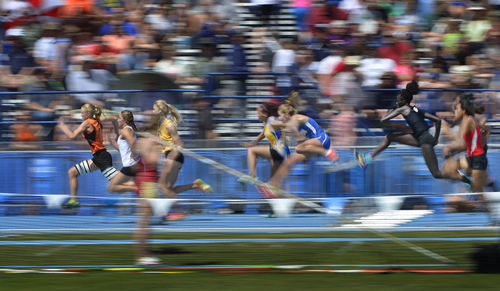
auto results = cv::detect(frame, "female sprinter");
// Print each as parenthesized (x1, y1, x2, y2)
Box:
(106, 110, 143, 193)
(354, 80, 471, 184)
(153, 100, 213, 199)
(57, 103, 135, 208)
(441, 94, 489, 193)
(257, 91, 339, 196)
(239, 102, 290, 197)
(133, 129, 163, 266)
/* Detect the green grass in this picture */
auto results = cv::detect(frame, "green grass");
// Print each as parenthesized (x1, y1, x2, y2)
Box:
(1, 273, 500, 291)
(1, 231, 496, 267)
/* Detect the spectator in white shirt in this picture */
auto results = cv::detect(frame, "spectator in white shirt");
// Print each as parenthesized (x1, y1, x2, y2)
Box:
(355, 47, 397, 87)
(272, 39, 296, 95)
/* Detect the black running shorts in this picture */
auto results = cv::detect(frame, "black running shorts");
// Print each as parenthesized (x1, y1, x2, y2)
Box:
(92, 150, 114, 172)
(466, 153, 488, 171)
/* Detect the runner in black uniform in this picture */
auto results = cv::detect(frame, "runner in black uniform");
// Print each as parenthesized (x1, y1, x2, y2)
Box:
(355, 80, 471, 184)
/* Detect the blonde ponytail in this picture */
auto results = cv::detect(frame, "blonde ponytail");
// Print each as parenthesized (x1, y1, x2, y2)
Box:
(154, 100, 183, 126)
(82, 103, 104, 123)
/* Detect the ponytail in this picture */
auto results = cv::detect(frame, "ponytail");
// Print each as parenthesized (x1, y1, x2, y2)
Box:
(278, 91, 306, 116)
(397, 79, 419, 105)
(154, 100, 183, 126)
(121, 110, 140, 132)
(82, 103, 104, 123)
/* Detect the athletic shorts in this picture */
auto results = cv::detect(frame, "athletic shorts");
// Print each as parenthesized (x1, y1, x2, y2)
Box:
(417, 131, 435, 146)
(315, 133, 331, 150)
(92, 150, 114, 171)
(75, 149, 117, 180)
(135, 162, 158, 197)
(466, 153, 488, 170)
(164, 150, 184, 164)
(120, 160, 144, 177)
(270, 146, 284, 163)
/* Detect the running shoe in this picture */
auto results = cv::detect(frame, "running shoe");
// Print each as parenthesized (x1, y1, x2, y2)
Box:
(63, 200, 80, 209)
(135, 257, 164, 266)
(354, 149, 372, 170)
(194, 179, 213, 193)
(256, 183, 279, 199)
(326, 149, 339, 163)
(238, 175, 259, 185)
(165, 213, 187, 221)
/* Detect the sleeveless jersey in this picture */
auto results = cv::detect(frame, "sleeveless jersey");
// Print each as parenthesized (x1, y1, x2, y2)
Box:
(83, 119, 106, 154)
(403, 105, 430, 138)
(297, 117, 327, 139)
(158, 118, 175, 153)
(263, 116, 290, 158)
(117, 126, 140, 167)
(464, 118, 484, 157)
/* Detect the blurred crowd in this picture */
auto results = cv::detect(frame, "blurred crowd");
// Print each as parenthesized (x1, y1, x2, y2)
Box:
(2, 0, 500, 148)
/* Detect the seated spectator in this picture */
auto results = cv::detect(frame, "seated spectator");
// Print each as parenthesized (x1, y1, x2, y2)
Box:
(372, 72, 398, 110)
(116, 41, 150, 72)
(22, 67, 60, 141)
(101, 22, 136, 54)
(193, 95, 218, 140)
(377, 31, 414, 65)
(356, 47, 397, 87)
(153, 45, 186, 82)
(9, 110, 42, 150)
(144, 5, 173, 37)
(308, 0, 348, 37)
(393, 51, 416, 87)
(65, 59, 117, 107)
(33, 22, 59, 68)
(272, 39, 296, 95)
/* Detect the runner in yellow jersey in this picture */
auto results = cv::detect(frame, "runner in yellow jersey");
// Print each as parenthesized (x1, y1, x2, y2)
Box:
(152, 100, 213, 209)
(240, 102, 290, 198)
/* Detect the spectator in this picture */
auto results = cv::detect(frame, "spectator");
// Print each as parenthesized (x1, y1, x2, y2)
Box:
(356, 46, 397, 87)
(116, 41, 150, 72)
(65, 59, 117, 107)
(372, 71, 398, 110)
(337, 55, 374, 111)
(250, 0, 281, 28)
(291, 0, 312, 32)
(33, 22, 58, 68)
(193, 95, 218, 140)
(9, 110, 42, 149)
(309, 0, 348, 37)
(101, 22, 136, 54)
(393, 51, 416, 87)
(22, 67, 60, 141)
(272, 39, 296, 95)
(377, 31, 414, 65)
(184, 40, 224, 93)
(462, 6, 491, 53)
(153, 44, 189, 84)
(144, 5, 173, 37)
(316, 42, 343, 97)
(227, 29, 248, 96)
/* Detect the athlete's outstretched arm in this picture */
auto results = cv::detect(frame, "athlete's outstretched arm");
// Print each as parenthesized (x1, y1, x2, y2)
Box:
(241, 131, 265, 147)
(58, 117, 89, 140)
(380, 107, 405, 123)
(424, 112, 442, 144)
(101, 116, 120, 139)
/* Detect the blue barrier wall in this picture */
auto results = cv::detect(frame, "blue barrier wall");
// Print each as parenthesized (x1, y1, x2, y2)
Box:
(1, 149, 498, 202)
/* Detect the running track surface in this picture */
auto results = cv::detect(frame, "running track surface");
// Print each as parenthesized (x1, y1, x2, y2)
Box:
(0, 213, 494, 234)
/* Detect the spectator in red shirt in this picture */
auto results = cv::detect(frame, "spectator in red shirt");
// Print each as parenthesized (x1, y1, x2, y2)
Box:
(377, 32, 413, 64)
(308, 0, 348, 37)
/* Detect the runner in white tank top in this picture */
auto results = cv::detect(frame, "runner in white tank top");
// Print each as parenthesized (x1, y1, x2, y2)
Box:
(107, 110, 144, 193)
(117, 125, 140, 167)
